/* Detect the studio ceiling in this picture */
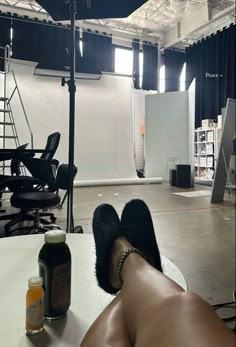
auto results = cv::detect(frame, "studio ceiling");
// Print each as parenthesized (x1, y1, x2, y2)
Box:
(0, 0, 235, 47)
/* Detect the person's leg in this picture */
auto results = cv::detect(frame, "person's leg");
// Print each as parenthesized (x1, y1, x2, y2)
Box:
(110, 238, 235, 347)
(80, 294, 131, 347)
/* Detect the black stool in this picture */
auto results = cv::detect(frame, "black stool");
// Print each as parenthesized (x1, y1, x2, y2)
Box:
(6, 192, 61, 236)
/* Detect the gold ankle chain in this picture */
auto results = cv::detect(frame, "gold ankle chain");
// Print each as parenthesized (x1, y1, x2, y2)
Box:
(117, 248, 144, 286)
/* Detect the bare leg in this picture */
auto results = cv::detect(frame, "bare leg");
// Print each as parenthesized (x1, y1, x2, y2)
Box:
(110, 238, 235, 347)
(81, 294, 131, 347)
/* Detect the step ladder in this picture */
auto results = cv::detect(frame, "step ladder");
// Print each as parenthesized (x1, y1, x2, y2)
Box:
(0, 96, 21, 174)
(0, 45, 33, 175)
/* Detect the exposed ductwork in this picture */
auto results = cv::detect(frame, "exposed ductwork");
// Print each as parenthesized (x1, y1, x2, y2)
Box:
(169, 0, 188, 13)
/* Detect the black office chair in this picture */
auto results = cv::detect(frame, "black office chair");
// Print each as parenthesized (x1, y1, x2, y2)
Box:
(21, 132, 61, 183)
(0, 132, 61, 225)
(5, 164, 80, 236)
(0, 143, 31, 211)
(0, 132, 61, 193)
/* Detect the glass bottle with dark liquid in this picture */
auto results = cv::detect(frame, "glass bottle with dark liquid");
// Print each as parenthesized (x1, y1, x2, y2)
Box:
(38, 230, 71, 319)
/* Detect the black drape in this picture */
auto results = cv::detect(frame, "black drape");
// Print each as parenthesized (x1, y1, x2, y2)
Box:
(186, 24, 235, 127)
(164, 49, 185, 92)
(11, 19, 72, 70)
(97, 32, 113, 72)
(142, 42, 158, 91)
(132, 39, 140, 89)
(83, 30, 113, 73)
(37, 23, 71, 71)
(12, 20, 45, 62)
(0, 16, 11, 71)
(1, 16, 113, 75)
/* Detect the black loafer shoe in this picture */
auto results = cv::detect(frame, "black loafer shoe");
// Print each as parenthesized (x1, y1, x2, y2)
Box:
(92, 203, 121, 294)
(121, 199, 163, 272)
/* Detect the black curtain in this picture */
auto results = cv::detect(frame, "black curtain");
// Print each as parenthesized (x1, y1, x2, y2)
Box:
(12, 20, 43, 62)
(82, 30, 113, 73)
(186, 24, 235, 127)
(164, 49, 185, 92)
(36, 23, 71, 71)
(11, 20, 71, 70)
(12, 19, 82, 72)
(142, 42, 158, 91)
(0, 16, 11, 71)
(1, 16, 114, 75)
(97, 32, 113, 72)
(132, 39, 140, 89)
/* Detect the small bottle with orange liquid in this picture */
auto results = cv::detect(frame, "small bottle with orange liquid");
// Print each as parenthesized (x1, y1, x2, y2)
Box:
(26, 276, 45, 335)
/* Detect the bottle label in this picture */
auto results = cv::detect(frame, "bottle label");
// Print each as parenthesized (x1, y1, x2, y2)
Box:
(51, 262, 71, 311)
(26, 299, 44, 327)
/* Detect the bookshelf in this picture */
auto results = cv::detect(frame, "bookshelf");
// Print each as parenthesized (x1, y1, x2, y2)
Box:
(194, 127, 222, 181)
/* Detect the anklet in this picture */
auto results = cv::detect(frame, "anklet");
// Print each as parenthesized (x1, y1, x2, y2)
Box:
(117, 248, 144, 286)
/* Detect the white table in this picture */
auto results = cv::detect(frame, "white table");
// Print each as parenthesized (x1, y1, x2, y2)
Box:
(0, 234, 187, 347)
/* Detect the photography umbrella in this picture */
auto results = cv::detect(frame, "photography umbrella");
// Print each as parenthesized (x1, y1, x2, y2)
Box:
(35, 0, 148, 232)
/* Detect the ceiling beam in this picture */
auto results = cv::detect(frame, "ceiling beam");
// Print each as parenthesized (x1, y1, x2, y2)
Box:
(163, 2, 210, 47)
(162, 2, 235, 48)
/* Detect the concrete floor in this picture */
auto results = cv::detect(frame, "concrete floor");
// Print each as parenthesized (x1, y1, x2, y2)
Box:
(60, 183, 235, 306)
(0, 183, 235, 313)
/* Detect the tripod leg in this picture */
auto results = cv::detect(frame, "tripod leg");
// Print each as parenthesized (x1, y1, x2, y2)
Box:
(58, 191, 68, 209)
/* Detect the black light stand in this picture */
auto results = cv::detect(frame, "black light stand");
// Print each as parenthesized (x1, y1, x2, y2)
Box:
(66, 0, 77, 233)
(35, 0, 147, 233)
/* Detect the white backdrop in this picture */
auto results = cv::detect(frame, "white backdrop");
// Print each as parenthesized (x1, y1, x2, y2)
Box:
(0, 73, 4, 147)
(76, 74, 137, 180)
(8, 61, 137, 182)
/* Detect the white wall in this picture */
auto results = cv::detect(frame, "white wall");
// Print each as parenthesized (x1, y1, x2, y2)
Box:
(0, 72, 5, 147)
(0, 73, 3, 98)
(8, 61, 137, 182)
(145, 91, 188, 179)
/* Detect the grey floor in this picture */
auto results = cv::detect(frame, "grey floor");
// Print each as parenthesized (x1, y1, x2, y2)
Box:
(0, 183, 235, 309)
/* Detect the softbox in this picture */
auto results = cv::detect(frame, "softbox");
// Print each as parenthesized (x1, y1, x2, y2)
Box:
(35, 0, 147, 21)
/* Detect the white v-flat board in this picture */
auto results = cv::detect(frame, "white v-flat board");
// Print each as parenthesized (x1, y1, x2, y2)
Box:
(211, 98, 236, 202)
(188, 79, 196, 185)
(145, 91, 188, 179)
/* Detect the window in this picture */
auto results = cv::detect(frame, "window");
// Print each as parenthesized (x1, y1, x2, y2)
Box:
(10, 27, 13, 42)
(180, 63, 186, 91)
(139, 52, 143, 88)
(159, 65, 165, 93)
(115, 48, 144, 89)
(115, 47, 133, 75)
(79, 40, 83, 57)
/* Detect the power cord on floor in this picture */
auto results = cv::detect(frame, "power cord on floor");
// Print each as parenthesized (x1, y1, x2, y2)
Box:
(212, 294, 236, 333)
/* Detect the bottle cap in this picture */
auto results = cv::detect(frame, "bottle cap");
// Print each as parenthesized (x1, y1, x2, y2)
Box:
(28, 276, 43, 288)
(45, 230, 66, 244)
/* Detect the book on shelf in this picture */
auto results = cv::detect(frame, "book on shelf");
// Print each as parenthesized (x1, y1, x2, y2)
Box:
(207, 130, 214, 143)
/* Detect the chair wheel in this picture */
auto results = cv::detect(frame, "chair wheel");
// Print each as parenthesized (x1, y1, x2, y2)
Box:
(50, 216, 57, 223)
(74, 226, 83, 234)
